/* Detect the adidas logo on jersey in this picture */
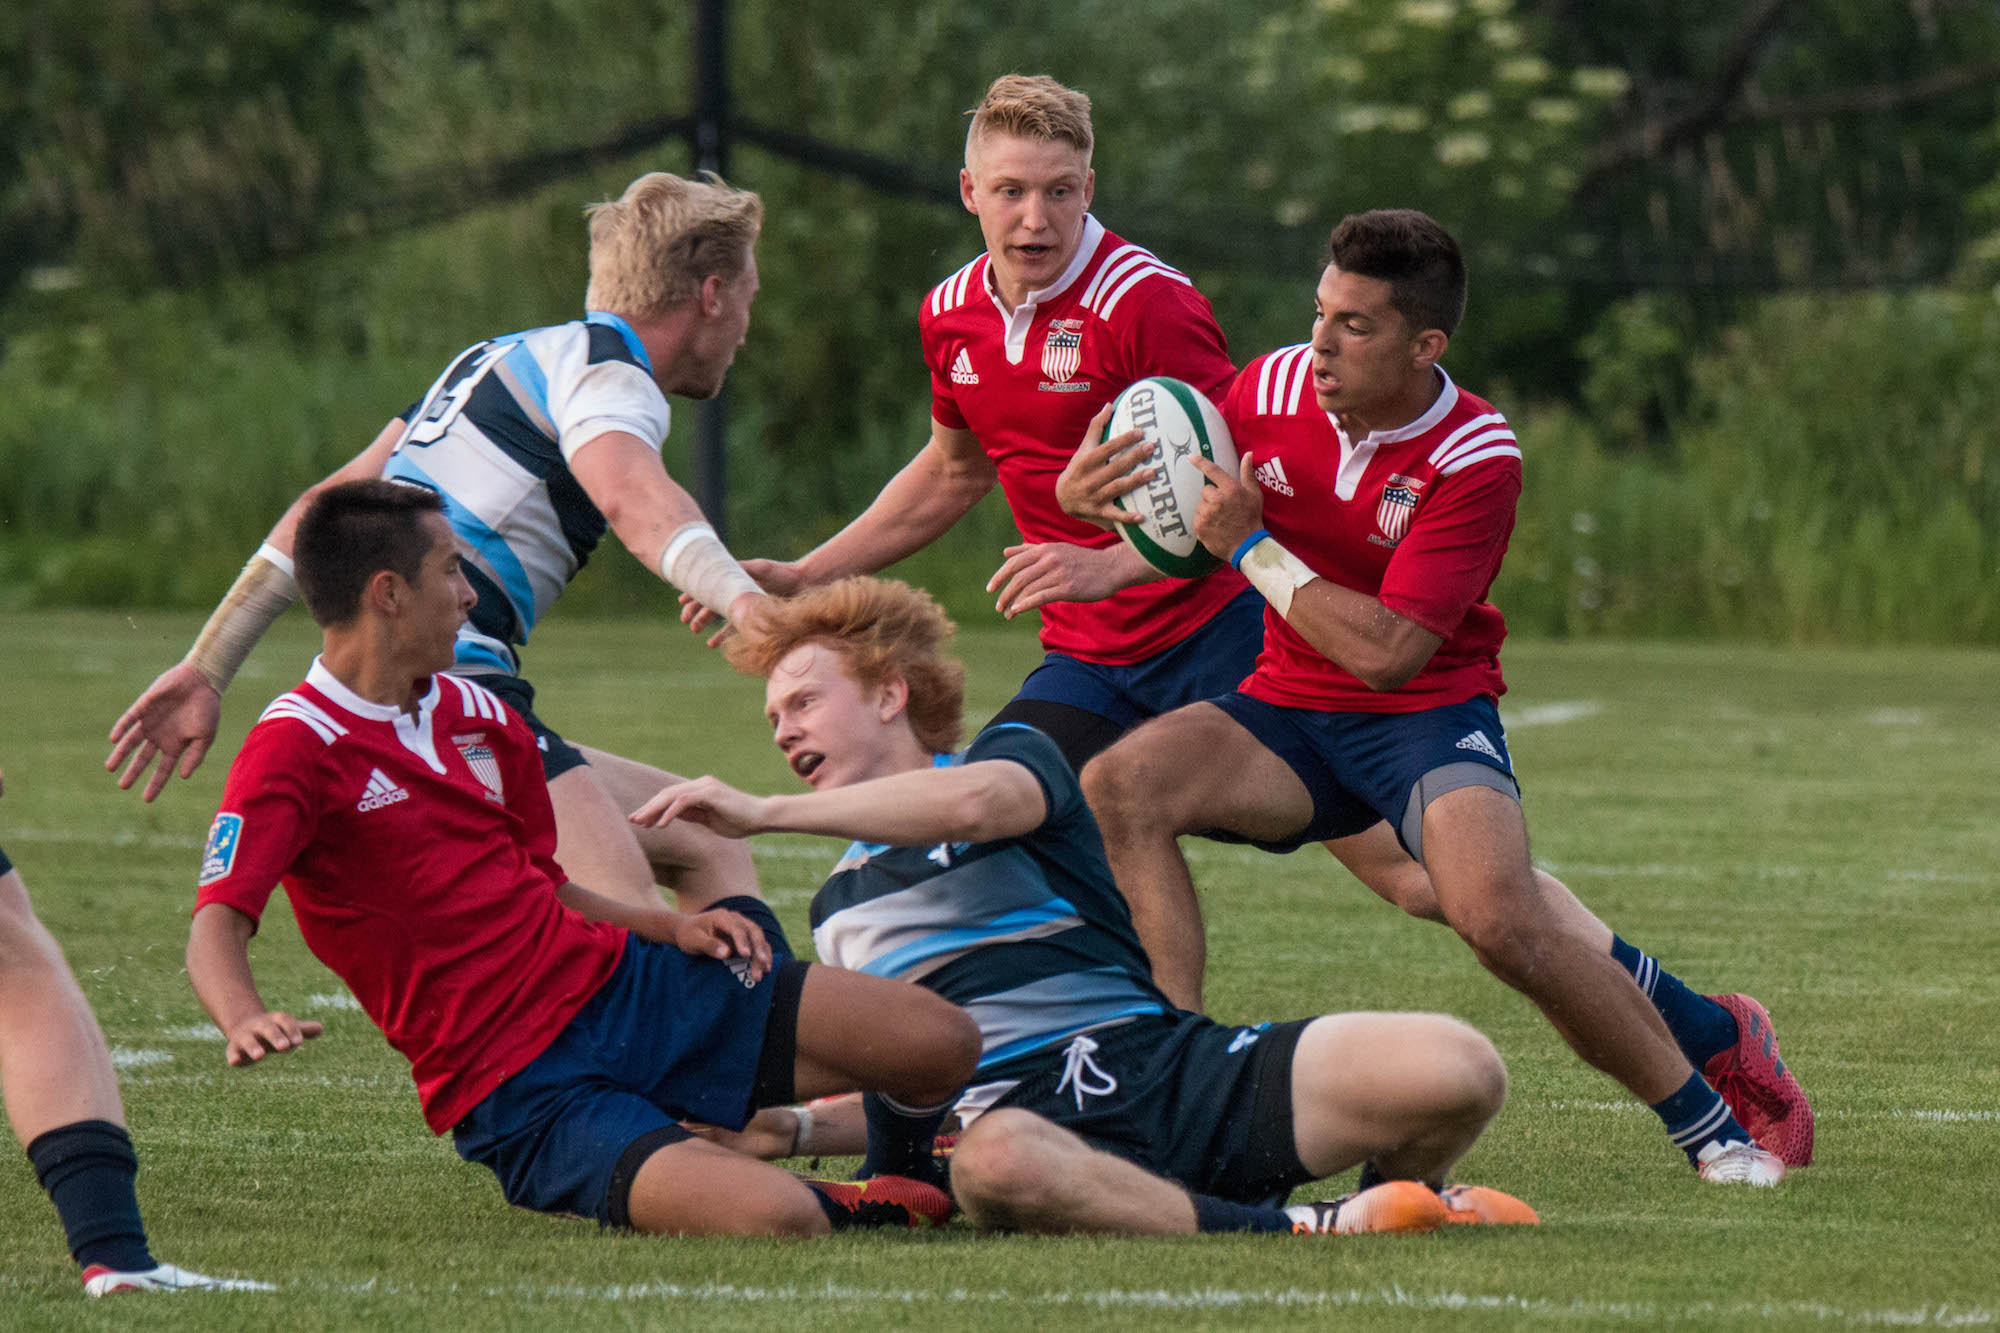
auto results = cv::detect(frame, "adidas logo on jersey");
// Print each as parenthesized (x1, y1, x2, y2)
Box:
(357, 768, 410, 813)
(1254, 457, 1294, 496)
(950, 349, 979, 386)
(1455, 731, 1502, 761)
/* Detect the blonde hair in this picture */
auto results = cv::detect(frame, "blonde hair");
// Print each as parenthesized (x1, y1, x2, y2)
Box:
(724, 578, 965, 755)
(966, 75, 1093, 163)
(584, 171, 763, 321)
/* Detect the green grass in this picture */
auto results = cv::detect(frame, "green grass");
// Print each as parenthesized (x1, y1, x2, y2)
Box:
(2, 609, 1997, 1329)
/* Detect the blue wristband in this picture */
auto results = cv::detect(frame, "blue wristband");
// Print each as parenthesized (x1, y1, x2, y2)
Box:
(1229, 529, 1272, 570)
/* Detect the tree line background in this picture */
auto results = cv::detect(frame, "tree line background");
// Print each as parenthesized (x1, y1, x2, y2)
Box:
(3, 0, 1998, 642)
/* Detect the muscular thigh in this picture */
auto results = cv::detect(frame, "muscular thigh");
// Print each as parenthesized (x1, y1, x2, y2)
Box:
(1093, 703, 1315, 842)
(571, 744, 743, 877)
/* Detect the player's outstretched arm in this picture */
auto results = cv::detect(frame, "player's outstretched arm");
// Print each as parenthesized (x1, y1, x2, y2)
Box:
(568, 430, 764, 633)
(1055, 404, 1154, 529)
(988, 539, 1159, 619)
(751, 421, 998, 593)
(186, 904, 323, 1067)
(1192, 453, 1441, 691)
(553, 881, 772, 983)
(633, 761, 1046, 849)
(106, 417, 407, 800)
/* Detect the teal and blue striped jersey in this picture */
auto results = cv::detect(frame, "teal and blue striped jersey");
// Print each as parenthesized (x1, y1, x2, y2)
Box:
(382, 312, 668, 675)
(809, 724, 1172, 1083)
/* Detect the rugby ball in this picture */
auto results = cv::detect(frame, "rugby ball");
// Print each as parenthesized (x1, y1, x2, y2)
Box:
(1109, 377, 1239, 578)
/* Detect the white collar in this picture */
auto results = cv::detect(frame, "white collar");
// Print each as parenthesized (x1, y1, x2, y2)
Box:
(307, 656, 439, 721)
(1327, 367, 1459, 449)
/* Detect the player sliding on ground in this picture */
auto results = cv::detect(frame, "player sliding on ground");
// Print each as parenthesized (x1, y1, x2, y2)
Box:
(110, 170, 769, 920)
(1064, 209, 1808, 1184)
(0, 763, 270, 1296)
(634, 576, 1537, 1236)
(186, 481, 980, 1236)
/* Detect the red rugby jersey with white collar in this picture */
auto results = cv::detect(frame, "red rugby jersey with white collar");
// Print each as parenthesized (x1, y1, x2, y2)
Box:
(920, 215, 1246, 665)
(1221, 350, 1521, 712)
(194, 659, 625, 1133)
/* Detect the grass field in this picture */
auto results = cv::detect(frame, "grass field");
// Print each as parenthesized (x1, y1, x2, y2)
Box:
(2, 608, 1997, 1330)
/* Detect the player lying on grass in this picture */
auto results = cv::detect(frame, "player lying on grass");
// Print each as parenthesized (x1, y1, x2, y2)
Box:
(186, 481, 980, 1236)
(0, 763, 270, 1296)
(634, 575, 1537, 1236)
(1060, 209, 1808, 1184)
(110, 169, 768, 919)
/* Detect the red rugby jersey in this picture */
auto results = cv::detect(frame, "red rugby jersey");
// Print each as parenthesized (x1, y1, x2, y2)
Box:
(920, 215, 1247, 665)
(195, 660, 625, 1133)
(1221, 350, 1521, 712)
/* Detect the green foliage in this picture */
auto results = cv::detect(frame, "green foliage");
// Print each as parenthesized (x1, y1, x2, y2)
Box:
(1499, 287, 2000, 642)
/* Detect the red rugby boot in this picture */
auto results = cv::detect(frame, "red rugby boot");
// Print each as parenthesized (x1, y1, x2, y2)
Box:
(1703, 993, 1814, 1167)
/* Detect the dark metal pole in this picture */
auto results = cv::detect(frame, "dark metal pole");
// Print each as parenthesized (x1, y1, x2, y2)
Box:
(693, 0, 732, 539)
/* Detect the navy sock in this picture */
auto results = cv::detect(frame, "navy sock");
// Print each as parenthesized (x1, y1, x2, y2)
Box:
(1651, 1071, 1751, 1164)
(1610, 936, 1740, 1068)
(1191, 1192, 1294, 1234)
(855, 1092, 950, 1188)
(26, 1120, 155, 1272)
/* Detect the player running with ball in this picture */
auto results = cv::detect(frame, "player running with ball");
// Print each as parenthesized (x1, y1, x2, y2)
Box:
(1068, 209, 1808, 1185)
(636, 576, 1540, 1237)
(188, 481, 979, 1236)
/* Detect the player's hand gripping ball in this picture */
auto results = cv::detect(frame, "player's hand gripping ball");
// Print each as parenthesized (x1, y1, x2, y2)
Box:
(1108, 377, 1239, 578)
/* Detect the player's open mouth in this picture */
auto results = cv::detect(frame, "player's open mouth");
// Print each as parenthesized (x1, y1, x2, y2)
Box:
(790, 751, 825, 780)
(1314, 370, 1341, 393)
(1015, 244, 1051, 260)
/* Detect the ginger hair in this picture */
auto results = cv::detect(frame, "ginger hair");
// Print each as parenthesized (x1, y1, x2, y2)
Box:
(725, 578, 965, 755)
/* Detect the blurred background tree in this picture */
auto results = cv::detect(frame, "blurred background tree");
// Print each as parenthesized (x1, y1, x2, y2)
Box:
(2, 0, 1995, 640)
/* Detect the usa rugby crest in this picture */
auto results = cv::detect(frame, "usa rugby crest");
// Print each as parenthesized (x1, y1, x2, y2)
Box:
(454, 733, 504, 802)
(1041, 319, 1084, 383)
(1376, 475, 1424, 543)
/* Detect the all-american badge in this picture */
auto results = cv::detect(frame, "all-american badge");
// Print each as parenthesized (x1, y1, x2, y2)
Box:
(1376, 473, 1426, 543)
(1041, 318, 1084, 383)
(453, 733, 505, 803)
(199, 813, 243, 887)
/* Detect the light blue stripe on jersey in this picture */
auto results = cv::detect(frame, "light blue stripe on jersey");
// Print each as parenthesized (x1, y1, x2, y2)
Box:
(502, 341, 552, 420)
(860, 898, 1083, 978)
(964, 968, 1166, 1070)
(384, 454, 538, 631)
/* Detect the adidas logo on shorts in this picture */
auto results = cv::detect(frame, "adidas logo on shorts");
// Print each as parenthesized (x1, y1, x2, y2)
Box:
(1455, 730, 1502, 761)
(950, 349, 979, 386)
(357, 768, 410, 813)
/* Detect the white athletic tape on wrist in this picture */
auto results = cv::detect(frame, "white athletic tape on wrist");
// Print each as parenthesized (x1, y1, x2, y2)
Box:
(1232, 531, 1319, 620)
(658, 522, 763, 618)
(185, 548, 299, 693)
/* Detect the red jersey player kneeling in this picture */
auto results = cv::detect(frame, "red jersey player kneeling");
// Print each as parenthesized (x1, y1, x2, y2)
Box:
(187, 479, 979, 1235)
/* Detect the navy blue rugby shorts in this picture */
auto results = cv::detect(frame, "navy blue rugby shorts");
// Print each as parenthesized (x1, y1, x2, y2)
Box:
(477, 673, 591, 781)
(1205, 692, 1521, 861)
(451, 898, 803, 1227)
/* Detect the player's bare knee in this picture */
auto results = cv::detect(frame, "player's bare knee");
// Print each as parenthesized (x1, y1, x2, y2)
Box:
(949, 1109, 1063, 1223)
(1434, 1016, 1507, 1123)
(0, 887, 65, 977)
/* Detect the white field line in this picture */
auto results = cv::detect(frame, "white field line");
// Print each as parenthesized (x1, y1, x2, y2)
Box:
(1502, 700, 1602, 728)
(1530, 1100, 1999, 1124)
(107, 1046, 172, 1069)
(265, 1276, 1997, 1325)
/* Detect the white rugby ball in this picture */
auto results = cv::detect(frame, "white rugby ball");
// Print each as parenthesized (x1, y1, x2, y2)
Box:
(1108, 377, 1239, 578)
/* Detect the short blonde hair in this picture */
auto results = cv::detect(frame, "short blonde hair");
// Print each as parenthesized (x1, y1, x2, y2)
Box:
(966, 75, 1093, 163)
(724, 578, 965, 756)
(584, 171, 763, 321)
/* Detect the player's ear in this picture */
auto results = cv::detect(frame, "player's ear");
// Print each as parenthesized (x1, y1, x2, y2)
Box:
(699, 273, 726, 318)
(1410, 327, 1449, 370)
(366, 568, 404, 617)
(876, 675, 910, 724)
(1082, 167, 1095, 210)
(959, 166, 979, 215)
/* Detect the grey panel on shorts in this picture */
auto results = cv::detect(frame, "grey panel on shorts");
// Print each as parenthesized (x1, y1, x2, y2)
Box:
(1400, 762, 1522, 865)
